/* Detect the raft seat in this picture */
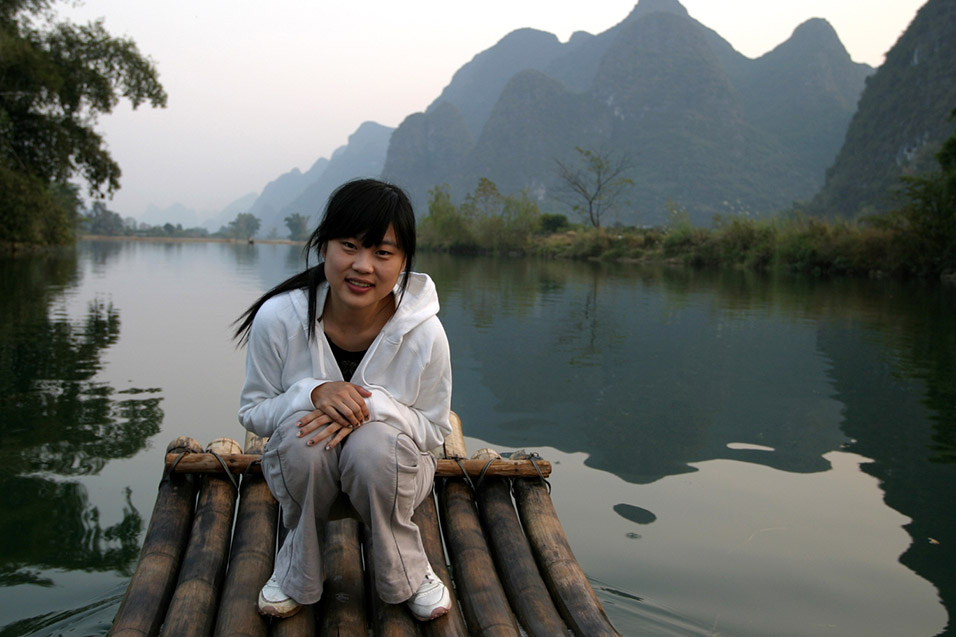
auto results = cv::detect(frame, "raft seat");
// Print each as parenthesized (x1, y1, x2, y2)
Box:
(108, 415, 620, 636)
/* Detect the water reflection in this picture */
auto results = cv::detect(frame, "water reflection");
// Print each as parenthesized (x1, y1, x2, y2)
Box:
(613, 503, 657, 525)
(431, 256, 847, 482)
(3, 243, 949, 634)
(424, 255, 956, 634)
(820, 322, 956, 635)
(0, 252, 160, 587)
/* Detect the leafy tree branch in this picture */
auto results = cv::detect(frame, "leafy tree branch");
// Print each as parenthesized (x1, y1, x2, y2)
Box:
(554, 147, 634, 228)
(1, 0, 167, 245)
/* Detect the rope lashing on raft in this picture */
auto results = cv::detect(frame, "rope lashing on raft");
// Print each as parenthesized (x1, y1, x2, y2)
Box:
(525, 452, 551, 494)
(160, 444, 196, 486)
(207, 449, 240, 491)
(449, 455, 498, 492)
(449, 450, 550, 493)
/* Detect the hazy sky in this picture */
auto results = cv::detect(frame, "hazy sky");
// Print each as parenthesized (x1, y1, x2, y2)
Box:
(60, 0, 926, 220)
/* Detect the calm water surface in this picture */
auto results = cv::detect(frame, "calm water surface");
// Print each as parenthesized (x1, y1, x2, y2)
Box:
(1, 240, 954, 636)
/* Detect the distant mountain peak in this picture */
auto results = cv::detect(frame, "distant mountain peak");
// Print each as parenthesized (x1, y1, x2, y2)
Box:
(626, 0, 689, 22)
(788, 17, 847, 55)
(753, 16, 857, 69)
(497, 27, 560, 45)
(567, 30, 594, 46)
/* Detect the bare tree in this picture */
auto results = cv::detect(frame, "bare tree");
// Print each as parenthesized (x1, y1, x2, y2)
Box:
(554, 147, 633, 228)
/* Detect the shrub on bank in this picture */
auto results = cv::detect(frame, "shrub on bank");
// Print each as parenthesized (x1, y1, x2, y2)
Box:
(417, 174, 952, 280)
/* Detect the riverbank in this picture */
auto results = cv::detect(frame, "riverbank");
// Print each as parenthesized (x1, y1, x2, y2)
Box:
(79, 235, 302, 245)
(1, 235, 304, 255)
(523, 216, 956, 282)
(39, 227, 956, 285)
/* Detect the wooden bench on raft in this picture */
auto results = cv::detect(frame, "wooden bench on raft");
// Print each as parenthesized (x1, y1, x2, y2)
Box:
(108, 413, 620, 636)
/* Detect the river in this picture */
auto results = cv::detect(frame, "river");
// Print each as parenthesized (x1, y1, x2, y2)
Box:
(0, 239, 953, 636)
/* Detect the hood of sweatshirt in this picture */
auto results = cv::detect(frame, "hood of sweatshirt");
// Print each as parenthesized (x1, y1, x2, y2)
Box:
(379, 271, 440, 345)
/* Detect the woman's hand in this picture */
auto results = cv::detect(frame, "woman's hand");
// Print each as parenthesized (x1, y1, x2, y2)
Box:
(299, 382, 372, 449)
(310, 382, 372, 427)
(296, 410, 355, 450)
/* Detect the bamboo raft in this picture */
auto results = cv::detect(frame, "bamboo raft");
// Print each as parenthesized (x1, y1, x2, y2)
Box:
(109, 414, 620, 636)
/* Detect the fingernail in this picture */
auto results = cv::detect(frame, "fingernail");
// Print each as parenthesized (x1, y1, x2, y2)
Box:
(296, 421, 302, 426)
(325, 444, 332, 451)
(307, 440, 314, 446)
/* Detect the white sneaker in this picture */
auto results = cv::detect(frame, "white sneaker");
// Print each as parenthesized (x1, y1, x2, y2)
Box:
(406, 564, 451, 621)
(257, 573, 302, 618)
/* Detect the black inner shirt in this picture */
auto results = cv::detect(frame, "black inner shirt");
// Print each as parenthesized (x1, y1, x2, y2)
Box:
(326, 335, 367, 382)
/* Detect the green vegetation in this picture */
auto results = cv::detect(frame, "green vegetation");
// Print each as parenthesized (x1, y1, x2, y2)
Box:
(78, 202, 209, 238)
(422, 134, 956, 280)
(422, 105, 956, 280)
(527, 215, 896, 276)
(1, 0, 167, 247)
(284, 213, 310, 241)
(222, 213, 261, 241)
(419, 179, 542, 254)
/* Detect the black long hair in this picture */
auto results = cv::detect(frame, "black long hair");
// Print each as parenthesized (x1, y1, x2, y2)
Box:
(233, 178, 417, 345)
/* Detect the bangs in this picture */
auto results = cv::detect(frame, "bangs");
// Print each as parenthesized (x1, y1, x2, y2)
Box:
(347, 192, 402, 250)
(320, 180, 412, 253)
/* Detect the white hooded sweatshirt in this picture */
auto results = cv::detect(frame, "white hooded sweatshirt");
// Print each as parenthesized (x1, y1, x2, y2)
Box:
(238, 271, 452, 452)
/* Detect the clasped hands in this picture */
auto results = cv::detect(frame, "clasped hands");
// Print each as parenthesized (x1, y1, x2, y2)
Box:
(298, 381, 372, 450)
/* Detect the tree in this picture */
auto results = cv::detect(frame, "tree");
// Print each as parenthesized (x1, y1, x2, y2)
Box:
(554, 147, 633, 228)
(81, 201, 125, 236)
(460, 178, 503, 220)
(419, 180, 540, 253)
(227, 213, 260, 241)
(419, 185, 475, 252)
(284, 213, 310, 241)
(0, 0, 167, 246)
(538, 213, 570, 234)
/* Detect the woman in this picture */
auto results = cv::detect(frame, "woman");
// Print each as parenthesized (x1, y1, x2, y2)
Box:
(234, 179, 453, 621)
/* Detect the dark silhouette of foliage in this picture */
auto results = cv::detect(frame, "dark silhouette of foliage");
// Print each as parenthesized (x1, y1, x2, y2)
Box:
(0, 251, 160, 583)
(284, 213, 310, 241)
(0, 0, 167, 245)
(223, 213, 261, 241)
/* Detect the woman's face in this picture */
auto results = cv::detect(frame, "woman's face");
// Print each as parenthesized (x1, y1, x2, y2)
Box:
(322, 225, 406, 315)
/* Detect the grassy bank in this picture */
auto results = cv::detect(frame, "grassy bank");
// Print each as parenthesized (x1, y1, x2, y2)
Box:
(519, 214, 954, 281)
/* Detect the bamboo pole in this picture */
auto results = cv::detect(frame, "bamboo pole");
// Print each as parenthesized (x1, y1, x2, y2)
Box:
(365, 546, 420, 637)
(269, 523, 316, 637)
(268, 605, 315, 637)
(512, 477, 620, 637)
(163, 453, 550, 479)
(317, 517, 368, 635)
(475, 473, 569, 637)
(437, 418, 519, 637)
(439, 478, 520, 636)
(160, 438, 242, 637)
(212, 436, 278, 637)
(414, 491, 469, 637)
(442, 412, 468, 459)
(362, 516, 421, 636)
(109, 437, 203, 637)
(420, 410, 472, 636)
